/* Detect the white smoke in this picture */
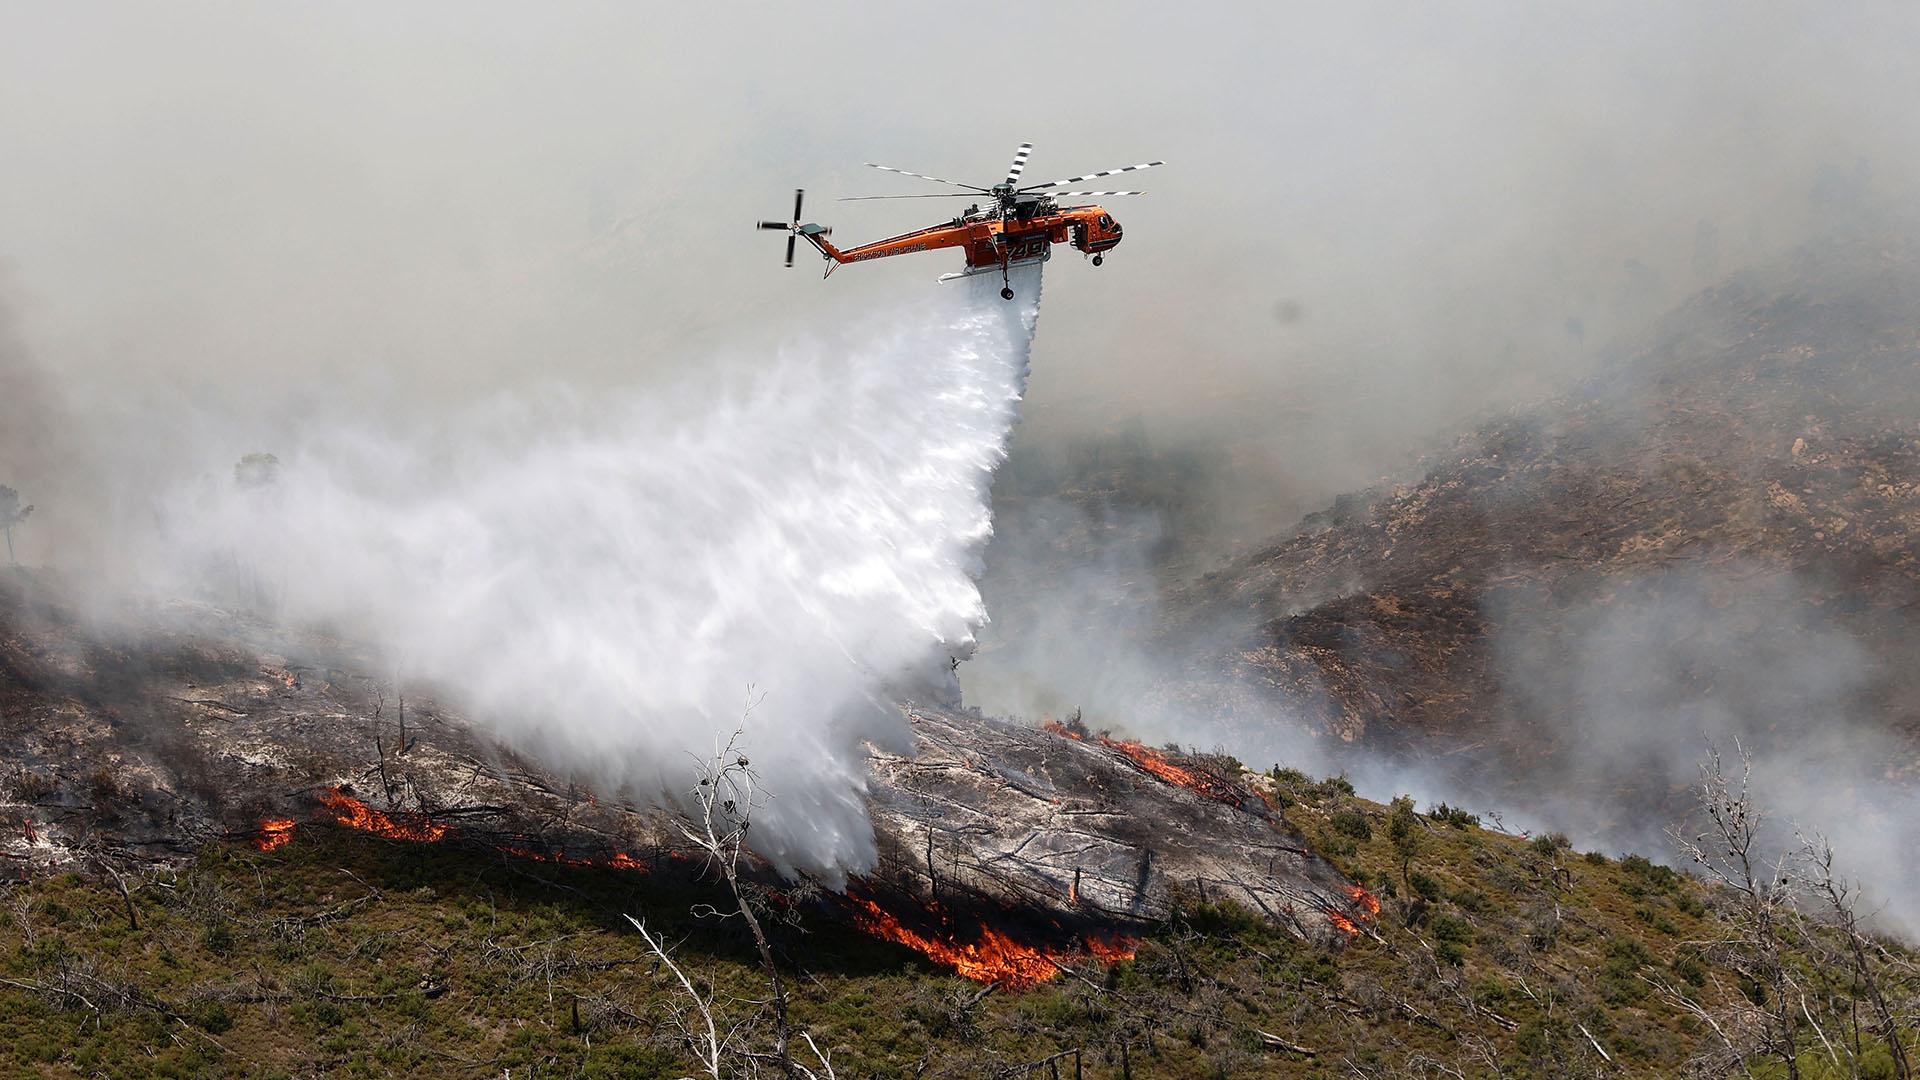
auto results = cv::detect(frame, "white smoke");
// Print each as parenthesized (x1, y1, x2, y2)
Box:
(148, 264, 1043, 882)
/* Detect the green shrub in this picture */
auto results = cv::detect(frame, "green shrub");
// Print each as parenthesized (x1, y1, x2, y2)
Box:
(1408, 871, 1443, 902)
(1428, 802, 1480, 829)
(1530, 832, 1569, 856)
(1634, 906, 1678, 935)
(193, 1002, 233, 1034)
(1599, 938, 1655, 1003)
(1431, 914, 1471, 944)
(1329, 810, 1373, 842)
(1313, 775, 1356, 800)
(1451, 888, 1494, 915)
(1268, 766, 1311, 789)
(202, 920, 236, 956)
(1671, 952, 1708, 988)
(1620, 854, 1681, 891)
(1315, 828, 1358, 858)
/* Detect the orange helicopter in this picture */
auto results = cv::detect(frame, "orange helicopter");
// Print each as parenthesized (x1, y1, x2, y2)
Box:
(758, 143, 1162, 300)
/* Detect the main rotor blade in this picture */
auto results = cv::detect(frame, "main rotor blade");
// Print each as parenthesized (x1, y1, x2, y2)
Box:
(1045, 190, 1147, 197)
(792, 188, 805, 221)
(863, 163, 989, 191)
(1004, 142, 1033, 185)
(1020, 161, 1164, 191)
(785, 234, 797, 267)
(837, 193, 978, 201)
(758, 221, 792, 229)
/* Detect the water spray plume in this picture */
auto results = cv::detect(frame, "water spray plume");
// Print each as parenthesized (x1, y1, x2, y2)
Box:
(164, 268, 1043, 880)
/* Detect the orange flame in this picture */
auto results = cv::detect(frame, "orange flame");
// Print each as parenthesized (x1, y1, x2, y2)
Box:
(493, 843, 651, 874)
(315, 788, 449, 842)
(253, 819, 297, 852)
(1043, 721, 1248, 809)
(1095, 736, 1245, 809)
(1083, 935, 1139, 964)
(20, 818, 36, 844)
(1319, 885, 1379, 938)
(254, 785, 1144, 987)
(844, 893, 1138, 990)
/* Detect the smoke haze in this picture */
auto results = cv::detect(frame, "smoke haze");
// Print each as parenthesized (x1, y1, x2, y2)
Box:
(7, 6, 1920, 889)
(138, 267, 1039, 880)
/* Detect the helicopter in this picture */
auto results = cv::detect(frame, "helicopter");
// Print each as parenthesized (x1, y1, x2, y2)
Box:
(757, 143, 1162, 300)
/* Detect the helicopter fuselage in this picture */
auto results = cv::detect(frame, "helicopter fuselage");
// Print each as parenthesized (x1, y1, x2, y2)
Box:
(799, 203, 1123, 273)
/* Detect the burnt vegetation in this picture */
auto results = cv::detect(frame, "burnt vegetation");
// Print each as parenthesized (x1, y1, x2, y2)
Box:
(4, 757, 1919, 1078)
(10, 240, 1920, 1075)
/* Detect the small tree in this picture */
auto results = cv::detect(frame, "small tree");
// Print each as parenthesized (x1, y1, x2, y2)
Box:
(1668, 739, 1803, 1079)
(1797, 831, 1913, 1080)
(1387, 794, 1423, 889)
(0, 485, 32, 565)
(626, 713, 835, 1080)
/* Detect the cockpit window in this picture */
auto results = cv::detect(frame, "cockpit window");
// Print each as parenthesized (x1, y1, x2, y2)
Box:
(1098, 215, 1113, 228)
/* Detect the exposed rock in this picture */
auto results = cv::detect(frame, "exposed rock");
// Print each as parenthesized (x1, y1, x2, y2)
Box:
(867, 708, 1353, 936)
(0, 570, 1354, 943)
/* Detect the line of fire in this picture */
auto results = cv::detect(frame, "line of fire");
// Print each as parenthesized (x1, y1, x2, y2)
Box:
(235, 717, 1378, 990)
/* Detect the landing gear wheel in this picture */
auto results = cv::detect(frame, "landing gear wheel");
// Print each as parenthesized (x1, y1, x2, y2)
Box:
(1000, 286, 1015, 300)
(1091, 254, 1104, 267)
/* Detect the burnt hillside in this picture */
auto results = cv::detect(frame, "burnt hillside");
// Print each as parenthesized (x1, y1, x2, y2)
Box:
(0, 569, 1360, 961)
(1174, 235, 1920, 832)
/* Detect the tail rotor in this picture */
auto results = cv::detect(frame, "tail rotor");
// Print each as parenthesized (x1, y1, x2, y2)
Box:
(756, 188, 829, 267)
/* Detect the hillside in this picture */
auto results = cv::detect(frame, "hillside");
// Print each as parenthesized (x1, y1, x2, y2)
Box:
(5, 563, 1918, 1076)
(1163, 235, 1920, 842)
(7, 760, 1915, 1079)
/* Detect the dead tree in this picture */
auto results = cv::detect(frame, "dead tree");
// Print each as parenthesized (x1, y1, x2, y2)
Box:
(1798, 830, 1913, 1080)
(1668, 739, 1802, 1080)
(625, 713, 835, 1080)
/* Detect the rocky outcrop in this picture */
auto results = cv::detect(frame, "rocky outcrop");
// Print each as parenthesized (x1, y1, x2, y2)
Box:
(0, 570, 1356, 943)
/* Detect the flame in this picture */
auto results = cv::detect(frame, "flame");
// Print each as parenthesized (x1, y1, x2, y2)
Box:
(1083, 935, 1139, 964)
(844, 892, 1138, 990)
(20, 817, 36, 844)
(494, 843, 651, 874)
(1042, 721, 1248, 809)
(1320, 884, 1380, 938)
(250, 785, 1146, 988)
(315, 787, 449, 842)
(1095, 736, 1245, 809)
(253, 819, 297, 852)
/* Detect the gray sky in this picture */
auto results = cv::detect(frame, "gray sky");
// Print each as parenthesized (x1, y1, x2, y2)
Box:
(5, 2, 1920, 561)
